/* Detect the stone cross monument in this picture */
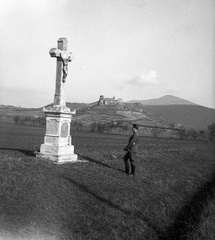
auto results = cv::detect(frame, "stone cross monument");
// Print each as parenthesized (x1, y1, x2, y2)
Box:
(37, 38, 79, 163)
(49, 38, 73, 107)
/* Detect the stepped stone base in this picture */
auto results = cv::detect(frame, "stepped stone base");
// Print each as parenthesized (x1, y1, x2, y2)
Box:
(37, 105, 88, 164)
(36, 144, 78, 163)
(36, 149, 88, 164)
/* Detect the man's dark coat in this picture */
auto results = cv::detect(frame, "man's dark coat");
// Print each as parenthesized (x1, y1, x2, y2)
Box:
(125, 132, 139, 153)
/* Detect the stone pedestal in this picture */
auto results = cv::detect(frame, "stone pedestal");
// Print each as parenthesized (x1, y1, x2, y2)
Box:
(37, 106, 80, 163)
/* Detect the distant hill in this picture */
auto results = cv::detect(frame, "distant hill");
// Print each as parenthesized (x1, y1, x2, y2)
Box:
(66, 102, 98, 110)
(44, 102, 88, 110)
(73, 102, 158, 126)
(141, 105, 215, 129)
(1, 95, 214, 130)
(127, 95, 196, 105)
(71, 100, 215, 130)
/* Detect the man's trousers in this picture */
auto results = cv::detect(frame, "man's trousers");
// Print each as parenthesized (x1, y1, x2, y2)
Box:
(123, 151, 136, 175)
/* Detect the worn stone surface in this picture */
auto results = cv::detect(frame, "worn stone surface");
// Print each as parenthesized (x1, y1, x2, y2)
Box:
(61, 122, 69, 138)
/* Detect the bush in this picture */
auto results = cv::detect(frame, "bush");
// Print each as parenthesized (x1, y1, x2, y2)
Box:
(187, 128, 198, 141)
(13, 115, 21, 123)
(151, 127, 162, 138)
(208, 123, 215, 142)
(178, 127, 187, 139)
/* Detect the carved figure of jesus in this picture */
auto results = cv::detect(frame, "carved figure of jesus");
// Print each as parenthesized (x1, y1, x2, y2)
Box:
(49, 38, 74, 106)
(60, 51, 73, 83)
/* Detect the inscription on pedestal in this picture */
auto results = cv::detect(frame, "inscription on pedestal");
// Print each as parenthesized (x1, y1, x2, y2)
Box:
(61, 122, 68, 137)
(47, 119, 58, 135)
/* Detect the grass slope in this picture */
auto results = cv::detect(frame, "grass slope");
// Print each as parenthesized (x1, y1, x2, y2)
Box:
(0, 122, 215, 239)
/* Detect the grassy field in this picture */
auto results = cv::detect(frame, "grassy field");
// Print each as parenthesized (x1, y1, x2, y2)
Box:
(0, 122, 215, 240)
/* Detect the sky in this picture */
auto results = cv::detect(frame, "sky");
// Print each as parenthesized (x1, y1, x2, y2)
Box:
(0, 0, 215, 108)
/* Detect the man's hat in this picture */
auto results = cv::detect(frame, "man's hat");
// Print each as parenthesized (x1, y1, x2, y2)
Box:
(133, 124, 138, 130)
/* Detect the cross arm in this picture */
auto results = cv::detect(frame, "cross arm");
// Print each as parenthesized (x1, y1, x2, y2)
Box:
(49, 48, 73, 62)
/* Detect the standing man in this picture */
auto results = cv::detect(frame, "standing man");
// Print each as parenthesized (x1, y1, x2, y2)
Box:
(123, 124, 140, 176)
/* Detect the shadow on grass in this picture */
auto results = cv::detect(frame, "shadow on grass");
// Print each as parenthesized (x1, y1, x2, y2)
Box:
(0, 147, 36, 157)
(79, 154, 125, 173)
(160, 171, 215, 240)
(61, 174, 163, 237)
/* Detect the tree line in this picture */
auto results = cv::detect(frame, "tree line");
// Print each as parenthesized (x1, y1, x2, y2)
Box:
(71, 120, 130, 134)
(72, 120, 215, 142)
(13, 115, 215, 142)
(13, 115, 46, 126)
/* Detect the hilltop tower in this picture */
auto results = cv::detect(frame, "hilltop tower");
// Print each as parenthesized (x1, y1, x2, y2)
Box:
(98, 95, 123, 105)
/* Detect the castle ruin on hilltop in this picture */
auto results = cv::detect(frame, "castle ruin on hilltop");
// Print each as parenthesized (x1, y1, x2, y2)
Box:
(97, 95, 123, 105)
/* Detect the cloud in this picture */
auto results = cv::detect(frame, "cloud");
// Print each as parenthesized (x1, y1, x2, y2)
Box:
(127, 70, 159, 87)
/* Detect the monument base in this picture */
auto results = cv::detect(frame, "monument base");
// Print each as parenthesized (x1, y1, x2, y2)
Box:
(56, 159, 88, 165)
(36, 106, 88, 164)
(36, 151, 87, 164)
(36, 147, 89, 164)
(36, 142, 88, 164)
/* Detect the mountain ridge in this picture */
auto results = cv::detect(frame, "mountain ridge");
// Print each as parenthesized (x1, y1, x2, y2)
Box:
(127, 95, 196, 105)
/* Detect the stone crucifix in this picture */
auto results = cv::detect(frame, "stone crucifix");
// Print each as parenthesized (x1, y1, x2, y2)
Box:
(49, 38, 74, 106)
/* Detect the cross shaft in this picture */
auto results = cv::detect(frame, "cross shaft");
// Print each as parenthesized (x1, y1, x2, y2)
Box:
(49, 38, 73, 106)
